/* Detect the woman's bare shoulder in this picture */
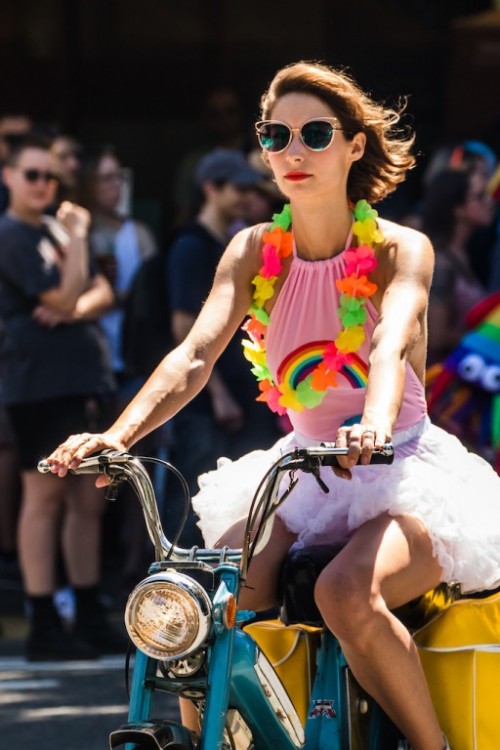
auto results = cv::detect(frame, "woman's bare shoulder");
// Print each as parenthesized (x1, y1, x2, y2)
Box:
(379, 217, 432, 249)
(217, 222, 269, 280)
(378, 218, 434, 266)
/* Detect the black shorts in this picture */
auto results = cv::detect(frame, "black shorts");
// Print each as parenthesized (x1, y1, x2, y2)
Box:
(6, 395, 111, 471)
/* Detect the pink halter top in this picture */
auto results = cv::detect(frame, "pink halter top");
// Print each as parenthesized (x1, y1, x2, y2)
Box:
(266, 238, 427, 442)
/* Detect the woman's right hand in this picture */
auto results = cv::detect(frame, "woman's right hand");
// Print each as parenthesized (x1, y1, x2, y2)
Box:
(47, 431, 128, 485)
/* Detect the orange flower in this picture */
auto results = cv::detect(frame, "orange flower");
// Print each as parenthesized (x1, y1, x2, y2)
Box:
(336, 274, 377, 298)
(311, 362, 338, 390)
(262, 227, 293, 258)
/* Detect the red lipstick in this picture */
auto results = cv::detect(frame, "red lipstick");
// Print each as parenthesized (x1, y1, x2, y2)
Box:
(284, 171, 311, 181)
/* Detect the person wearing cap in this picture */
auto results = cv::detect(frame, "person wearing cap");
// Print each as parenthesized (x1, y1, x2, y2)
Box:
(163, 148, 282, 545)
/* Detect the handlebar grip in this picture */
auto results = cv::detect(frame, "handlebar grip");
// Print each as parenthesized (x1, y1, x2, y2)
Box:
(37, 450, 133, 476)
(303, 443, 395, 467)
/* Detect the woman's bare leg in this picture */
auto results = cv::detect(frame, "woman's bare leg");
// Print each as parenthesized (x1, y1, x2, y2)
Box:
(314, 513, 444, 750)
(217, 515, 297, 611)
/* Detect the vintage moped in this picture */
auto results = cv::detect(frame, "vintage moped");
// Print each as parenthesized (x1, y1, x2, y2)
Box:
(39, 444, 463, 750)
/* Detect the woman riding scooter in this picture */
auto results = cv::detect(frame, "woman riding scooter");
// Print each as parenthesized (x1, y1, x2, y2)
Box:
(47, 61, 500, 750)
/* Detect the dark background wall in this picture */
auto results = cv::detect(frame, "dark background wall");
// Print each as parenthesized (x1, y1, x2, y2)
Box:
(1, 0, 499, 237)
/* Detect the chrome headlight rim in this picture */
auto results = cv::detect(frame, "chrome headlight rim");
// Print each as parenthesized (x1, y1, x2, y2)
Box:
(125, 571, 212, 660)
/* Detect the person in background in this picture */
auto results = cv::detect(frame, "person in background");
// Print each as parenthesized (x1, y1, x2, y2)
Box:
(165, 148, 282, 545)
(80, 145, 158, 394)
(243, 148, 286, 225)
(422, 166, 494, 364)
(51, 133, 82, 206)
(80, 145, 159, 586)
(0, 111, 32, 585)
(403, 140, 498, 288)
(0, 134, 126, 661)
(172, 87, 252, 225)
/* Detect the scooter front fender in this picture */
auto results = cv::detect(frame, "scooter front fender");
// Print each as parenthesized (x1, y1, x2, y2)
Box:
(229, 628, 304, 749)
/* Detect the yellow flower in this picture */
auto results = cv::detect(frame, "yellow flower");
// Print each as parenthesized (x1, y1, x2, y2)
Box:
(242, 339, 267, 366)
(335, 325, 365, 353)
(252, 274, 277, 307)
(352, 217, 383, 245)
(278, 382, 305, 412)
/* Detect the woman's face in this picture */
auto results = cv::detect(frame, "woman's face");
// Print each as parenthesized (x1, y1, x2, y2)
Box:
(94, 154, 124, 212)
(458, 172, 494, 228)
(263, 92, 364, 201)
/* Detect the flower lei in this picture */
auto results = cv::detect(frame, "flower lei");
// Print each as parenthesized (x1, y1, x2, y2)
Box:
(241, 199, 383, 415)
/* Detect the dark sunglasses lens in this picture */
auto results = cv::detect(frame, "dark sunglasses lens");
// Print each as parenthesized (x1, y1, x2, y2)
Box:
(302, 121, 334, 150)
(24, 169, 57, 183)
(24, 169, 39, 183)
(258, 123, 290, 152)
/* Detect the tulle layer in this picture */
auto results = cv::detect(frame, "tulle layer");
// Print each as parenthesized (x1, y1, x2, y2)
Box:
(192, 419, 500, 593)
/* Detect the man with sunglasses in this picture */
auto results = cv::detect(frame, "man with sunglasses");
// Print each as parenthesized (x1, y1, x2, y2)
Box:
(0, 134, 126, 660)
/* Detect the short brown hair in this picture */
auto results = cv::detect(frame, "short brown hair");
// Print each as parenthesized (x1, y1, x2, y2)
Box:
(260, 61, 415, 204)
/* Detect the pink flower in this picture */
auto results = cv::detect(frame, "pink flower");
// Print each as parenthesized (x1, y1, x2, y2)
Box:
(256, 380, 287, 415)
(344, 245, 377, 276)
(323, 342, 353, 371)
(261, 243, 283, 278)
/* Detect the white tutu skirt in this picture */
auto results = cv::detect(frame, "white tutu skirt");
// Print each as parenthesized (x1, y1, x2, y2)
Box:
(192, 417, 500, 594)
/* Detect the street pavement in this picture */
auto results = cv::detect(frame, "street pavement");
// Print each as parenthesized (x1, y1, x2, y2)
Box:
(0, 575, 180, 749)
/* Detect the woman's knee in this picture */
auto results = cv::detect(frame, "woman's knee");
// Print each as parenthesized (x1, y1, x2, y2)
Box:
(314, 561, 380, 641)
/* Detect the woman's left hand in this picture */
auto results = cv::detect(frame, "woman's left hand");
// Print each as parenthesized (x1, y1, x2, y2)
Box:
(333, 422, 392, 480)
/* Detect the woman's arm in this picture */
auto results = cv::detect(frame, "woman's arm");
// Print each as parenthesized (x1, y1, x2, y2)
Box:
(363, 228, 433, 433)
(48, 225, 261, 473)
(336, 225, 434, 472)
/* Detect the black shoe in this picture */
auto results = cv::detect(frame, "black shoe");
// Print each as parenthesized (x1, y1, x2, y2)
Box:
(26, 624, 100, 662)
(74, 617, 129, 655)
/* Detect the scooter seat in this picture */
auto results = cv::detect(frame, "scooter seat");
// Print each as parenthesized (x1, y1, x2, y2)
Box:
(279, 544, 461, 631)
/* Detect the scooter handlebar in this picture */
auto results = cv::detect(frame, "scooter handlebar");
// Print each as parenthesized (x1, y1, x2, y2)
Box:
(37, 450, 133, 476)
(302, 443, 395, 467)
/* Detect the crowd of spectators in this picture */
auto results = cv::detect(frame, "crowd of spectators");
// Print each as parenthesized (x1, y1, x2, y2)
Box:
(0, 96, 499, 660)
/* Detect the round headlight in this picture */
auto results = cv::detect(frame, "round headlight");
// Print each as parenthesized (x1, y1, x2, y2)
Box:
(125, 572, 211, 660)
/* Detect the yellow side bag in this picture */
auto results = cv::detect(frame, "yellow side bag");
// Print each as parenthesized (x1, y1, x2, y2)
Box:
(413, 591, 500, 750)
(243, 619, 322, 725)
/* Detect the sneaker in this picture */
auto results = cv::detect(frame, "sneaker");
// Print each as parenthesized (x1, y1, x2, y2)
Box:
(26, 624, 99, 662)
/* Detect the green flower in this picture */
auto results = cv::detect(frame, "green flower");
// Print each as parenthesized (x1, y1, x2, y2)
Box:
(339, 294, 367, 326)
(353, 199, 378, 222)
(339, 293, 363, 312)
(339, 307, 367, 327)
(249, 304, 270, 325)
(272, 203, 292, 231)
(296, 376, 327, 408)
(251, 363, 273, 381)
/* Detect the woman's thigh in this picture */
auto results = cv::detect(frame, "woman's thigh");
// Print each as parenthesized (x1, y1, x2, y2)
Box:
(217, 516, 297, 612)
(319, 513, 443, 612)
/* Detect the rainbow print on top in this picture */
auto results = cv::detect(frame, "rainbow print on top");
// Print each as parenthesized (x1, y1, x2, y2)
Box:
(242, 199, 382, 415)
(278, 342, 369, 391)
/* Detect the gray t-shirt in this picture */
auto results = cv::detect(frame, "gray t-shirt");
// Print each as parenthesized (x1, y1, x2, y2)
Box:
(0, 214, 114, 404)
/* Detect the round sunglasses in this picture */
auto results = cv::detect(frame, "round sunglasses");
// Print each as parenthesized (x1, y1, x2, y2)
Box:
(255, 117, 346, 154)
